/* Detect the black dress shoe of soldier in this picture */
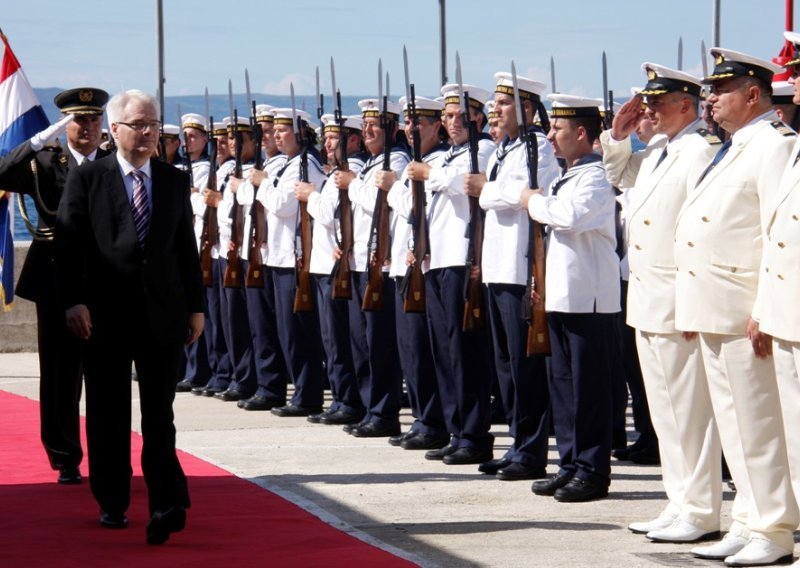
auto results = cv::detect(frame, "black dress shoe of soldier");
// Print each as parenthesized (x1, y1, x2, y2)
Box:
(388, 431, 414, 446)
(401, 433, 450, 450)
(442, 447, 493, 465)
(478, 457, 512, 475)
(554, 478, 609, 502)
(425, 444, 458, 461)
(350, 421, 401, 438)
(238, 395, 283, 411)
(319, 409, 365, 426)
(496, 463, 547, 481)
(271, 404, 323, 417)
(214, 389, 251, 402)
(531, 474, 572, 496)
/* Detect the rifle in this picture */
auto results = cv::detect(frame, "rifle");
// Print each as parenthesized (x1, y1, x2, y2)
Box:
(223, 80, 244, 288)
(330, 57, 353, 300)
(291, 82, 314, 312)
(511, 62, 550, 356)
(200, 115, 219, 287)
(244, 69, 265, 288)
(601, 52, 614, 131)
(362, 62, 392, 312)
(400, 46, 426, 313)
(456, 52, 486, 330)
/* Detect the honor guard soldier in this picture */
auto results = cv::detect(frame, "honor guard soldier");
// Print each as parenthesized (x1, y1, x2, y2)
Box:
(234, 104, 292, 411)
(378, 95, 450, 449)
(485, 100, 503, 144)
(755, 30, 800, 567)
(296, 113, 367, 424)
(602, 63, 723, 540)
(193, 119, 237, 397)
(464, 73, 560, 470)
(522, 94, 620, 502)
(675, 48, 799, 567)
(772, 80, 800, 132)
(264, 108, 326, 417)
(334, 99, 409, 437)
(0, 87, 110, 485)
(159, 124, 181, 165)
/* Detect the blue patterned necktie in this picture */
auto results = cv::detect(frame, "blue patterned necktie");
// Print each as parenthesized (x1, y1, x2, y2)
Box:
(696, 139, 732, 186)
(654, 146, 668, 170)
(131, 169, 150, 245)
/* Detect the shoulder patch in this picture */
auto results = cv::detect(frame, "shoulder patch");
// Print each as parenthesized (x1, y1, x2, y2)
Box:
(694, 128, 722, 145)
(771, 121, 796, 137)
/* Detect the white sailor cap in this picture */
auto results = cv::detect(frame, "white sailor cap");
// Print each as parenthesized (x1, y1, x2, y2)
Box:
(224, 115, 252, 133)
(640, 63, 703, 97)
(704, 47, 784, 84)
(547, 94, 603, 118)
(255, 104, 275, 123)
(785, 31, 800, 67)
(440, 83, 492, 111)
(272, 108, 314, 128)
(772, 81, 796, 104)
(212, 118, 230, 136)
(321, 113, 363, 134)
(494, 72, 546, 100)
(485, 100, 497, 119)
(598, 100, 622, 119)
(181, 113, 207, 133)
(358, 98, 401, 119)
(161, 124, 180, 138)
(399, 95, 444, 118)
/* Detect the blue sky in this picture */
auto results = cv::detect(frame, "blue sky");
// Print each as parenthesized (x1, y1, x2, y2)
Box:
(1, 0, 786, 101)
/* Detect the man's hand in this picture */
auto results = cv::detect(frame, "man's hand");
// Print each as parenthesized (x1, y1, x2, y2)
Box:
(332, 246, 343, 261)
(519, 188, 543, 209)
(407, 161, 431, 182)
(186, 313, 204, 345)
(203, 189, 222, 207)
(228, 177, 242, 193)
(375, 170, 396, 192)
(747, 318, 772, 359)
(530, 288, 542, 305)
(250, 169, 267, 187)
(30, 114, 74, 150)
(295, 181, 315, 202)
(334, 170, 355, 190)
(65, 304, 91, 340)
(406, 250, 417, 267)
(611, 96, 645, 141)
(464, 172, 487, 197)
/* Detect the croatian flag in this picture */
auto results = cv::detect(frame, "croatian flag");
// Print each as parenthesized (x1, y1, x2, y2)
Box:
(0, 30, 49, 310)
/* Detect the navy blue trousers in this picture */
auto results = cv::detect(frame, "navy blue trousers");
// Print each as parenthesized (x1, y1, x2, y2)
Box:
(270, 267, 324, 408)
(218, 258, 256, 395)
(547, 311, 616, 485)
(485, 283, 549, 465)
(204, 258, 232, 390)
(314, 274, 364, 415)
(426, 268, 492, 451)
(395, 278, 446, 436)
(348, 271, 401, 428)
(181, 326, 210, 386)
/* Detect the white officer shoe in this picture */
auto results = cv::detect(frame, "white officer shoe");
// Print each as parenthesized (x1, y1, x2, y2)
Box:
(628, 513, 676, 535)
(723, 537, 793, 567)
(647, 519, 720, 543)
(692, 533, 749, 560)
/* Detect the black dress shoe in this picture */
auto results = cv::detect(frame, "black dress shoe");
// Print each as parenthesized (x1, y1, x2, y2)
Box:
(193, 385, 223, 397)
(612, 447, 631, 461)
(176, 379, 200, 392)
(100, 511, 128, 529)
(425, 444, 458, 461)
(271, 404, 323, 417)
(554, 478, 609, 502)
(531, 474, 572, 496)
(58, 466, 82, 484)
(319, 409, 365, 426)
(214, 389, 250, 402)
(478, 457, 511, 475)
(629, 444, 661, 465)
(388, 432, 414, 446)
(401, 433, 450, 450)
(442, 447, 493, 465)
(146, 507, 186, 545)
(497, 463, 547, 481)
(343, 420, 367, 433)
(238, 395, 283, 411)
(350, 421, 401, 438)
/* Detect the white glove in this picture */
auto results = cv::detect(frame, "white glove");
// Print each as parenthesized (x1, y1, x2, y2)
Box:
(29, 114, 75, 151)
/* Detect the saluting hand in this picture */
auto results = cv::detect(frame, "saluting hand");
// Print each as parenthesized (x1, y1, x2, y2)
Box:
(464, 172, 486, 197)
(65, 304, 92, 340)
(611, 95, 646, 141)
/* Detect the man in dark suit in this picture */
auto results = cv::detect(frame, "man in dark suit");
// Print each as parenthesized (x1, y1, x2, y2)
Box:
(0, 87, 109, 485)
(56, 89, 204, 545)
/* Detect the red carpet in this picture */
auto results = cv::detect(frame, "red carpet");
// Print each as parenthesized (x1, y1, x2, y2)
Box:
(0, 390, 415, 567)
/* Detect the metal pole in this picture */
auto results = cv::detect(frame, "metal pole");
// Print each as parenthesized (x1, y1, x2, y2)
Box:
(156, 0, 165, 116)
(712, 0, 721, 46)
(439, 0, 447, 86)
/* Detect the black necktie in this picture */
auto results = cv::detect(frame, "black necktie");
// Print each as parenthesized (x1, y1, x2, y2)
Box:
(696, 139, 732, 186)
(654, 146, 668, 170)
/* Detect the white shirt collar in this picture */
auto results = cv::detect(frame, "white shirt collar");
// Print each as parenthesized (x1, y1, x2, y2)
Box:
(116, 153, 152, 179)
(67, 144, 98, 164)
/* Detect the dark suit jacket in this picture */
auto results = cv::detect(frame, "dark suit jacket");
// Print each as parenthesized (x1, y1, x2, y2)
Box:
(55, 154, 204, 345)
(0, 142, 109, 303)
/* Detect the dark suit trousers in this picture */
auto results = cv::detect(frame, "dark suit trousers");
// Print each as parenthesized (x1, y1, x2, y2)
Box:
(83, 312, 190, 517)
(36, 298, 84, 470)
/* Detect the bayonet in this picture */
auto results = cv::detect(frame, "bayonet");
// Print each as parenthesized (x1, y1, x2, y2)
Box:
(227, 79, 235, 124)
(290, 82, 298, 135)
(403, 45, 412, 103)
(701, 40, 709, 77)
(245, 68, 252, 112)
(550, 55, 557, 94)
(456, 51, 468, 117)
(378, 59, 383, 103)
(316, 65, 323, 121)
(386, 72, 390, 101)
(678, 37, 684, 70)
(330, 57, 337, 108)
(204, 87, 209, 126)
(511, 61, 527, 157)
(601, 51, 609, 117)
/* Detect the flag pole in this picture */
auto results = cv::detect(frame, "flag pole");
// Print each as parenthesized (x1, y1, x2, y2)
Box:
(156, 0, 165, 118)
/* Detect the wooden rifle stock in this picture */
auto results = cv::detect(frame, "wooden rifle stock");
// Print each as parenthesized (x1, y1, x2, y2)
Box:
(293, 200, 314, 312)
(462, 197, 485, 330)
(526, 220, 550, 355)
(402, 85, 426, 313)
(244, 201, 265, 288)
(223, 115, 244, 288)
(361, 192, 390, 312)
(331, 138, 353, 300)
(200, 126, 219, 286)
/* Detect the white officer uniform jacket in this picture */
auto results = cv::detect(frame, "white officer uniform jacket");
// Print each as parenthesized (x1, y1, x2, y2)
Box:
(180, 159, 210, 252)
(479, 130, 560, 286)
(526, 154, 620, 313)
(257, 151, 325, 269)
(206, 159, 236, 260)
(307, 154, 366, 276)
(237, 154, 288, 265)
(600, 129, 663, 190)
(348, 148, 410, 272)
(675, 110, 796, 334)
(386, 145, 448, 278)
(425, 136, 496, 271)
(606, 119, 718, 333)
(755, 134, 800, 342)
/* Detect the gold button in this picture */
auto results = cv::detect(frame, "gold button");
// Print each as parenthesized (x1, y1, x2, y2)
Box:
(634, 244, 642, 250)
(766, 267, 770, 272)
(643, 220, 651, 225)
(688, 242, 694, 247)
(778, 274, 785, 280)
(702, 216, 710, 222)
(778, 242, 786, 248)
(689, 270, 696, 277)
(793, 215, 799, 221)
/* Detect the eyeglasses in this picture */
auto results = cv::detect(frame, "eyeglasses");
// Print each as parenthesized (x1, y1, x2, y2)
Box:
(117, 120, 161, 132)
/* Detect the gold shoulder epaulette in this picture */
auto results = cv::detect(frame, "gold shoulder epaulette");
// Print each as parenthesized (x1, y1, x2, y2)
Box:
(771, 121, 796, 137)
(695, 128, 722, 145)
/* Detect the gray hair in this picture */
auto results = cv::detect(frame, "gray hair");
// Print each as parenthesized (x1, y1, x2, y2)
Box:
(106, 89, 160, 124)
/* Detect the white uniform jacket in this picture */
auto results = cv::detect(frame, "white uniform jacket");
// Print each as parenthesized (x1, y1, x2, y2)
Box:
(237, 154, 287, 265)
(208, 159, 236, 260)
